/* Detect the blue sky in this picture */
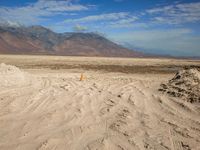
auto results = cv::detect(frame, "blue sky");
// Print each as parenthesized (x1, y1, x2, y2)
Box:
(0, 0, 200, 57)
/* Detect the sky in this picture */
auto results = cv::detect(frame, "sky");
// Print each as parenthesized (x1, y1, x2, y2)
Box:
(0, 0, 200, 57)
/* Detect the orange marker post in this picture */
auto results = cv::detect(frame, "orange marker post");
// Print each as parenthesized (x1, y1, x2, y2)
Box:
(80, 73, 84, 81)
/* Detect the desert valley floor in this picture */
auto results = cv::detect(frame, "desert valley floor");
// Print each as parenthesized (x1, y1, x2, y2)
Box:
(0, 55, 200, 150)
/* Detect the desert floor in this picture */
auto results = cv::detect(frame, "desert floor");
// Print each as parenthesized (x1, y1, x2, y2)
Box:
(0, 55, 200, 150)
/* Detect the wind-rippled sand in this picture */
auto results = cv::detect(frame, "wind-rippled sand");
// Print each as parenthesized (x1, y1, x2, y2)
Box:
(0, 56, 200, 150)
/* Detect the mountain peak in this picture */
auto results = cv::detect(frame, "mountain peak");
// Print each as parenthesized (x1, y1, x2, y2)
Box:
(28, 25, 52, 32)
(0, 25, 142, 57)
(0, 20, 23, 28)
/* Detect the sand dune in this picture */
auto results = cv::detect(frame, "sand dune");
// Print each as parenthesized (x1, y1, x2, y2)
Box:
(0, 57, 200, 150)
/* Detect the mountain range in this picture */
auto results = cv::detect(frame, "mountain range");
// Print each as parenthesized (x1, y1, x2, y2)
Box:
(0, 25, 142, 57)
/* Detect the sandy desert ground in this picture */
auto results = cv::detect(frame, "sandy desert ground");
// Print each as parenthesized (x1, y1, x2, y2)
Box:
(0, 55, 200, 150)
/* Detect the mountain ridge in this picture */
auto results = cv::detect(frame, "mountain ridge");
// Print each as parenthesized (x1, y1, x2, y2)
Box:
(0, 25, 143, 57)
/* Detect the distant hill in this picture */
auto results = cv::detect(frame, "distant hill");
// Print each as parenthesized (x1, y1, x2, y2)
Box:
(0, 25, 143, 57)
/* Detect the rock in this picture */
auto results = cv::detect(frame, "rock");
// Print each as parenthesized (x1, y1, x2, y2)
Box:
(159, 69, 200, 103)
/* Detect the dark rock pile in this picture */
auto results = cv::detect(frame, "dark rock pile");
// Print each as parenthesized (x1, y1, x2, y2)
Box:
(159, 69, 200, 103)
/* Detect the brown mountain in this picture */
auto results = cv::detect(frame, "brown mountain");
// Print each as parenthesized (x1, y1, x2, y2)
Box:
(0, 25, 142, 57)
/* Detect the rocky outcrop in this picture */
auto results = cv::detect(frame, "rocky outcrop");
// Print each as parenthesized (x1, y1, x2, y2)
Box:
(159, 69, 200, 103)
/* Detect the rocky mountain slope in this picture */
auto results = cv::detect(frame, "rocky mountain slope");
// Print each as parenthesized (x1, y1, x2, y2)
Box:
(0, 25, 142, 57)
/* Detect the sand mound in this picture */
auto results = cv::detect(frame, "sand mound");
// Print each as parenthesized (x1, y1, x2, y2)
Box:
(0, 63, 29, 87)
(159, 68, 200, 103)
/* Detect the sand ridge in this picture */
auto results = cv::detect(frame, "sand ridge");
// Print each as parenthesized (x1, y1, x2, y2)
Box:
(0, 63, 200, 150)
(0, 63, 30, 87)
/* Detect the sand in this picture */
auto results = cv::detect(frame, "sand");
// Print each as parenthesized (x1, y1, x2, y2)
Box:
(0, 55, 200, 150)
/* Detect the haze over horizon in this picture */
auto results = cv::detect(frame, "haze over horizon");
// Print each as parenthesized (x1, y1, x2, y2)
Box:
(0, 0, 200, 57)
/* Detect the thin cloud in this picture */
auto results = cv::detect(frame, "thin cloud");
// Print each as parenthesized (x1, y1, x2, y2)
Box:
(106, 16, 143, 28)
(146, 2, 200, 24)
(0, 0, 90, 25)
(108, 22, 148, 28)
(62, 12, 141, 29)
(73, 24, 88, 32)
(64, 12, 130, 23)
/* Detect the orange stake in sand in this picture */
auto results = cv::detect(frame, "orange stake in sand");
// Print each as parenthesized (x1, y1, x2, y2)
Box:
(80, 73, 84, 81)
